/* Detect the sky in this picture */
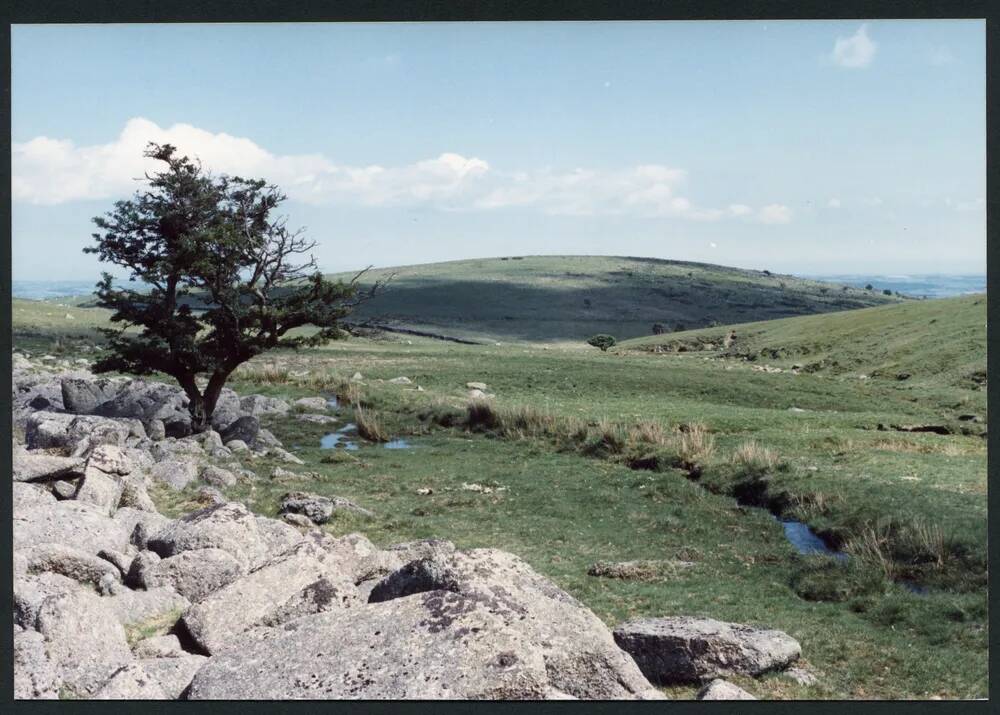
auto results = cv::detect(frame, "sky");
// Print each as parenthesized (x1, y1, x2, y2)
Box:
(11, 20, 986, 281)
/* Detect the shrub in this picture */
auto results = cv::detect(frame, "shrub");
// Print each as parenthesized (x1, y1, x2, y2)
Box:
(652, 323, 668, 335)
(865, 283, 874, 291)
(586, 334, 616, 352)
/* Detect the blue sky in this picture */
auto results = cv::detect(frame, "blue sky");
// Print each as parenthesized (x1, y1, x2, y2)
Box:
(12, 20, 986, 280)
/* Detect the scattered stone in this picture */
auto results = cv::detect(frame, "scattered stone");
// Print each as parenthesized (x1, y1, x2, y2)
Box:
(697, 679, 756, 700)
(612, 616, 801, 684)
(13, 481, 57, 509)
(587, 559, 690, 581)
(281, 512, 313, 528)
(113, 508, 171, 550)
(279, 491, 334, 525)
(149, 459, 199, 491)
(225, 439, 249, 453)
(293, 396, 328, 411)
(388, 376, 412, 384)
(294, 412, 339, 425)
(61, 377, 121, 414)
(200, 464, 238, 488)
(118, 475, 158, 512)
(74, 468, 124, 516)
(239, 394, 291, 416)
(467, 381, 488, 390)
(784, 666, 819, 686)
(254, 516, 305, 560)
(147, 419, 166, 441)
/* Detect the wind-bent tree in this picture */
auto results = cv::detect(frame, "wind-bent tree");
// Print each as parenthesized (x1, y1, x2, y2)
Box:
(87, 142, 385, 431)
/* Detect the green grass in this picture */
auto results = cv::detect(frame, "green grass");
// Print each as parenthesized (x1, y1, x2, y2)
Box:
(325, 255, 899, 342)
(12, 277, 985, 700)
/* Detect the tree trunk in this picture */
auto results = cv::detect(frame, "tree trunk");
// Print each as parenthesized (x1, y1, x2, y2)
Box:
(178, 369, 233, 434)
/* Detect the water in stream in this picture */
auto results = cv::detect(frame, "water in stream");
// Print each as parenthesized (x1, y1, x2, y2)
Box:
(778, 518, 848, 561)
(320, 423, 359, 450)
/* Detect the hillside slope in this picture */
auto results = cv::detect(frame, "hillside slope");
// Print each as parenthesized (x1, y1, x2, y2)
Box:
(620, 293, 986, 391)
(328, 255, 900, 342)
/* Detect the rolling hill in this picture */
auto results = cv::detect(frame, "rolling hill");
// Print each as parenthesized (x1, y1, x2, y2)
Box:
(620, 293, 986, 391)
(327, 255, 901, 342)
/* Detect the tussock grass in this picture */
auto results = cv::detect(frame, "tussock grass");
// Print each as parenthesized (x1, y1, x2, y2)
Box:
(354, 404, 389, 442)
(731, 440, 781, 473)
(677, 422, 715, 468)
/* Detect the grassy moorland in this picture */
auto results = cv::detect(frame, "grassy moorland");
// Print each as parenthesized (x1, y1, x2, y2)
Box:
(12, 278, 986, 700)
(325, 255, 901, 342)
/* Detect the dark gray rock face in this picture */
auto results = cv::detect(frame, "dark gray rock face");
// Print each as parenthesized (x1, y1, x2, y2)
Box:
(365, 548, 661, 700)
(612, 616, 801, 685)
(61, 377, 122, 414)
(220, 416, 259, 446)
(95, 379, 189, 424)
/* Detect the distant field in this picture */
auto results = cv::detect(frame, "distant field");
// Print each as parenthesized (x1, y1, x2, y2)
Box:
(325, 255, 901, 342)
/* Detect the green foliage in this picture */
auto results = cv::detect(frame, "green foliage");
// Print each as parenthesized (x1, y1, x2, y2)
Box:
(587, 334, 617, 351)
(86, 142, 378, 428)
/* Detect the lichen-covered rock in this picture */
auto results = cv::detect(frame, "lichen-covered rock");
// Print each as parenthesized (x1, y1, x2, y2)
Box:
(138, 548, 245, 603)
(91, 662, 169, 700)
(13, 448, 85, 483)
(74, 468, 123, 516)
(139, 655, 208, 699)
(33, 589, 133, 698)
(239, 394, 290, 417)
(179, 544, 360, 654)
(14, 572, 83, 629)
(612, 616, 801, 684)
(187, 591, 553, 699)
(13, 482, 56, 510)
(14, 500, 130, 557)
(103, 586, 190, 628)
(21, 543, 122, 589)
(366, 548, 661, 699)
(132, 634, 183, 659)
(199, 464, 238, 488)
(61, 377, 122, 414)
(293, 396, 329, 411)
(255, 516, 305, 559)
(697, 679, 757, 700)
(278, 491, 334, 525)
(147, 502, 267, 571)
(14, 628, 59, 699)
(113, 508, 171, 550)
(118, 475, 157, 512)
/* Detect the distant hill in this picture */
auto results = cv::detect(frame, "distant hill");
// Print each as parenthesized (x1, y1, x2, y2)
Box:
(327, 255, 901, 342)
(620, 293, 986, 391)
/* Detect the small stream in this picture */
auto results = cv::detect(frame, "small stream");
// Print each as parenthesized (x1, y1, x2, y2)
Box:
(320, 423, 359, 451)
(778, 517, 848, 561)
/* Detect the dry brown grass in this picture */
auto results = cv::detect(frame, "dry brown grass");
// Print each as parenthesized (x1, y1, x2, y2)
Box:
(354, 403, 389, 442)
(731, 440, 779, 471)
(678, 422, 716, 466)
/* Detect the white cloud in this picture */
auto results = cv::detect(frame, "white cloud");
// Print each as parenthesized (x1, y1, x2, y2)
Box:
(13, 117, 793, 224)
(862, 196, 884, 207)
(756, 204, 793, 224)
(829, 24, 877, 69)
(827, 197, 842, 208)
